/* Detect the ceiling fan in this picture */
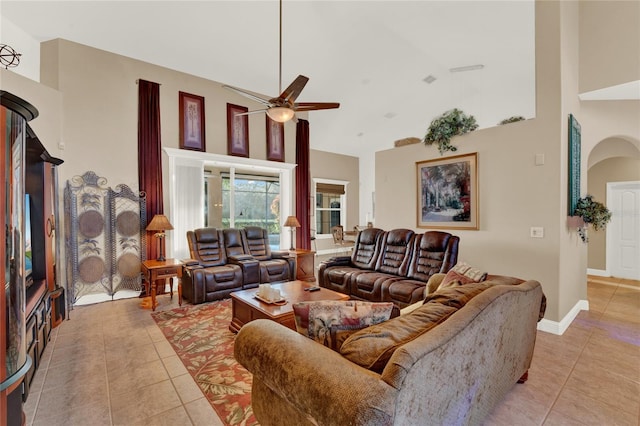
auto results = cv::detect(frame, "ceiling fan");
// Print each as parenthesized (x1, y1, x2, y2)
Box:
(222, 0, 339, 123)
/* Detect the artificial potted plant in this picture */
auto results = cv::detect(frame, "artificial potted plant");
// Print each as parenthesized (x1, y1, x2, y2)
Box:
(423, 108, 478, 155)
(573, 195, 612, 243)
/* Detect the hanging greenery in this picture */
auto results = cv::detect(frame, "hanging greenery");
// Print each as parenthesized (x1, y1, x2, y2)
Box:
(498, 116, 525, 125)
(573, 195, 612, 243)
(423, 108, 478, 155)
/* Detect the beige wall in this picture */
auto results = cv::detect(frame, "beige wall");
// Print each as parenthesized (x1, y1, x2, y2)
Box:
(587, 157, 640, 270)
(310, 148, 359, 253)
(39, 39, 302, 195)
(374, 1, 639, 324)
(579, 1, 640, 93)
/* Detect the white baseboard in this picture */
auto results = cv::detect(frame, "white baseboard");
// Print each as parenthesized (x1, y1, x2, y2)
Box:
(587, 268, 609, 277)
(537, 299, 589, 335)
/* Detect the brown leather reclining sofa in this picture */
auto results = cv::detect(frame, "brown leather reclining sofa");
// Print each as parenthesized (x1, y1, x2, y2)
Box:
(318, 228, 459, 308)
(182, 226, 296, 304)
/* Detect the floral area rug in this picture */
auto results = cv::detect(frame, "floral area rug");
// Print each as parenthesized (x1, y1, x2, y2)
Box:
(152, 299, 257, 425)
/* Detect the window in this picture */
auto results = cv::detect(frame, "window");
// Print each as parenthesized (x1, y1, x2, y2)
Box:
(314, 179, 347, 235)
(205, 169, 281, 248)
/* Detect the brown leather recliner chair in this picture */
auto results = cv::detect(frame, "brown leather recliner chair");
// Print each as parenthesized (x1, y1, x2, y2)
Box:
(242, 226, 296, 282)
(183, 228, 244, 303)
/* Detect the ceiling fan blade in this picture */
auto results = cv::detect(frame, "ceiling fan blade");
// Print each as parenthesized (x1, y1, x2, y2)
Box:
(235, 109, 269, 117)
(222, 84, 273, 107)
(294, 102, 340, 112)
(279, 75, 309, 104)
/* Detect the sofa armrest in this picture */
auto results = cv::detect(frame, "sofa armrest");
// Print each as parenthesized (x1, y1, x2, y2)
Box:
(271, 250, 293, 259)
(320, 255, 352, 268)
(228, 254, 255, 262)
(425, 273, 446, 296)
(235, 320, 397, 425)
(181, 258, 200, 266)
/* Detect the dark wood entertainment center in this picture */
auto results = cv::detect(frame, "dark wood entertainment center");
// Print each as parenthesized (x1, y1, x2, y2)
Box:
(1, 91, 64, 426)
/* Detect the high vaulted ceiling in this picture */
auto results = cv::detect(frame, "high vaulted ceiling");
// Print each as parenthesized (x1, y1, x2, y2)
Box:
(1, 1, 538, 158)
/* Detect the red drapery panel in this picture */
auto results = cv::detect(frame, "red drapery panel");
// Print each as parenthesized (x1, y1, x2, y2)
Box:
(295, 119, 311, 250)
(138, 80, 163, 261)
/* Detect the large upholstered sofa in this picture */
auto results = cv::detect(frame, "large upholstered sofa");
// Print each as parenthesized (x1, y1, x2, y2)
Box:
(235, 274, 545, 426)
(318, 228, 459, 308)
(182, 226, 296, 304)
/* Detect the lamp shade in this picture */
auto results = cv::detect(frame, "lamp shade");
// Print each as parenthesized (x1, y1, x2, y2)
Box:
(146, 214, 174, 231)
(267, 107, 295, 123)
(284, 215, 301, 228)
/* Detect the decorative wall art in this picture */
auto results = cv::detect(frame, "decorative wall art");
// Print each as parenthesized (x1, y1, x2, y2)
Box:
(568, 113, 581, 215)
(227, 103, 249, 157)
(266, 116, 285, 162)
(179, 91, 206, 152)
(416, 152, 478, 230)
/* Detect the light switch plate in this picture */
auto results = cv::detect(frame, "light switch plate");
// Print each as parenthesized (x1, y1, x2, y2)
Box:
(530, 227, 544, 238)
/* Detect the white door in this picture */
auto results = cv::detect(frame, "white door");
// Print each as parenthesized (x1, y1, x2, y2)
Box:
(607, 181, 640, 280)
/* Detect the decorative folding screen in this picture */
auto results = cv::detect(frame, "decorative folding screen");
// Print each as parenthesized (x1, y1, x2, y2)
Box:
(64, 171, 147, 306)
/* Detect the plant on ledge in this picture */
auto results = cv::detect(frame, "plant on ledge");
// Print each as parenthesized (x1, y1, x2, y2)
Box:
(423, 108, 478, 155)
(498, 116, 525, 125)
(573, 195, 612, 243)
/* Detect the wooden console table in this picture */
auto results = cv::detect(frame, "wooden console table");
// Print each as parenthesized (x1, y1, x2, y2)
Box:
(291, 249, 316, 281)
(141, 259, 183, 311)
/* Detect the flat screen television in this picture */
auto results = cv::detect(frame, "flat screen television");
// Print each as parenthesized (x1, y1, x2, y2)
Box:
(25, 193, 34, 288)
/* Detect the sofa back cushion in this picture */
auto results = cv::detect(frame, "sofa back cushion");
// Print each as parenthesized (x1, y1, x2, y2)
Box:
(406, 231, 459, 282)
(375, 229, 415, 276)
(350, 228, 385, 269)
(187, 228, 227, 267)
(223, 228, 247, 258)
(243, 226, 272, 260)
(340, 282, 490, 372)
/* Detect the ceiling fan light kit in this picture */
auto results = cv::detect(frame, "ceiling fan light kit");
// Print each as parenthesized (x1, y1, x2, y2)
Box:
(267, 106, 295, 123)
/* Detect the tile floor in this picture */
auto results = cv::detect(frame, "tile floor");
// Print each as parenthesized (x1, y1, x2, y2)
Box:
(23, 276, 639, 426)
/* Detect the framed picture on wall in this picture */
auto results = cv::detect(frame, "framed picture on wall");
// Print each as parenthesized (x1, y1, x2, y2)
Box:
(416, 152, 478, 230)
(568, 113, 581, 215)
(227, 103, 249, 157)
(179, 92, 206, 152)
(266, 116, 284, 162)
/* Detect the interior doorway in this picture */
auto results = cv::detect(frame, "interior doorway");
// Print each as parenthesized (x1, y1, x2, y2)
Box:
(607, 181, 640, 280)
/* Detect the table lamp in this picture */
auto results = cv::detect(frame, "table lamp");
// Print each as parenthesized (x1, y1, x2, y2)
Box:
(146, 214, 174, 261)
(284, 215, 301, 251)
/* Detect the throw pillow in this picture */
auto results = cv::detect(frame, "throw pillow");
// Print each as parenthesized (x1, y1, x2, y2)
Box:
(292, 300, 394, 350)
(437, 261, 487, 291)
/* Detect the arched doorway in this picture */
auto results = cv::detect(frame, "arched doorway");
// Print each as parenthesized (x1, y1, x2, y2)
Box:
(586, 137, 640, 279)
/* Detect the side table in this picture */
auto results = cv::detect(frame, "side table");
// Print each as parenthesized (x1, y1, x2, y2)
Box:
(290, 249, 316, 281)
(141, 258, 183, 311)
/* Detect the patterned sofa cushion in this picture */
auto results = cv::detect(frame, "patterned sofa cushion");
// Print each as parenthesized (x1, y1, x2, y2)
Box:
(292, 300, 394, 350)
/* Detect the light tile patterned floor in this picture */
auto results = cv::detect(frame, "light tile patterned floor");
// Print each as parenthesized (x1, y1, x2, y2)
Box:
(23, 276, 639, 425)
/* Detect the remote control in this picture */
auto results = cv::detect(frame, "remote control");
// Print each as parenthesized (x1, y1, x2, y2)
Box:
(308, 286, 321, 292)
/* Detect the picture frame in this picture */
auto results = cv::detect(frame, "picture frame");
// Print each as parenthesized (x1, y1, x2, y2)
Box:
(568, 114, 581, 215)
(266, 116, 285, 162)
(179, 91, 205, 152)
(227, 103, 249, 157)
(416, 152, 478, 230)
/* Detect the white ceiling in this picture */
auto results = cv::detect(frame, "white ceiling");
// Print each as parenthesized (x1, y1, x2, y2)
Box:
(1, 0, 539, 158)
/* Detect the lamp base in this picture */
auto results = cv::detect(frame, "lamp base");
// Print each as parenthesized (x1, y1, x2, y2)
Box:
(156, 255, 166, 262)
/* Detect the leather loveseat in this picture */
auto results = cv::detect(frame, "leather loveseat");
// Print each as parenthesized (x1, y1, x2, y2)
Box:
(182, 227, 296, 304)
(318, 228, 459, 308)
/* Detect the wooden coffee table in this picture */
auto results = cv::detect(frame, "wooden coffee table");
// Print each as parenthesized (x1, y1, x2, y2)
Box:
(229, 280, 349, 333)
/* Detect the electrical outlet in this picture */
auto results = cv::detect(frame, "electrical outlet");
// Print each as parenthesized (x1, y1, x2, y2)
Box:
(530, 227, 544, 238)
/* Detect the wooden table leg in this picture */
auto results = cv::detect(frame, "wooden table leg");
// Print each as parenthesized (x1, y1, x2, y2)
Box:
(151, 279, 157, 311)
